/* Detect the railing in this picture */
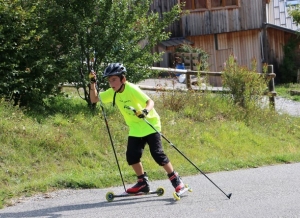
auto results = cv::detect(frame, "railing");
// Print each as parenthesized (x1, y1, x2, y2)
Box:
(151, 67, 223, 89)
(59, 66, 277, 107)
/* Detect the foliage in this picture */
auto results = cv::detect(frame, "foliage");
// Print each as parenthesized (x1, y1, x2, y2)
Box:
(278, 38, 300, 83)
(0, 0, 62, 108)
(288, 4, 300, 24)
(175, 43, 209, 70)
(0, 0, 182, 108)
(276, 83, 300, 102)
(222, 55, 269, 109)
(283, 5, 300, 83)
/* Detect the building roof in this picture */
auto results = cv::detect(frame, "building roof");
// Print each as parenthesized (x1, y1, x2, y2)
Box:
(264, 22, 299, 34)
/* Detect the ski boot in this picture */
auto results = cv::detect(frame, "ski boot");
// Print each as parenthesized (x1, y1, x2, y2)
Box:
(168, 171, 184, 192)
(126, 172, 150, 194)
(168, 171, 191, 200)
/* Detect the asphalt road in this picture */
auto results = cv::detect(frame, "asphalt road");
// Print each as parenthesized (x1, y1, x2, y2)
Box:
(0, 163, 300, 218)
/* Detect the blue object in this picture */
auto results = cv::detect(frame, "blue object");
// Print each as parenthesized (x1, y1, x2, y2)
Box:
(175, 63, 185, 76)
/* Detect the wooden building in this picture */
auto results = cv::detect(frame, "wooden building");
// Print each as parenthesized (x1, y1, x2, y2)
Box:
(151, 0, 300, 79)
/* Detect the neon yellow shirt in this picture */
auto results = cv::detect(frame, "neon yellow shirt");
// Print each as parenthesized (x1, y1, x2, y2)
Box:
(100, 81, 161, 137)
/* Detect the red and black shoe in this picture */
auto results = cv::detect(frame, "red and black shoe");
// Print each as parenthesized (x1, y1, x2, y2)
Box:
(126, 172, 150, 194)
(168, 171, 184, 192)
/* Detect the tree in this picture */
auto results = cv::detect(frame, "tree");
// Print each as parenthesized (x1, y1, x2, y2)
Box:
(0, 0, 182, 108)
(279, 5, 300, 83)
(278, 38, 299, 83)
(288, 4, 300, 24)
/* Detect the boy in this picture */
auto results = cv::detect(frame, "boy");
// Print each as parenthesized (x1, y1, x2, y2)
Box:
(89, 63, 185, 193)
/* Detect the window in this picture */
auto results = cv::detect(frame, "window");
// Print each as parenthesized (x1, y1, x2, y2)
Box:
(225, 0, 238, 6)
(195, 0, 207, 8)
(225, 0, 237, 6)
(183, 0, 207, 10)
(211, 0, 222, 7)
(181, 0, 238, 10)
(211, 0, 237, 7)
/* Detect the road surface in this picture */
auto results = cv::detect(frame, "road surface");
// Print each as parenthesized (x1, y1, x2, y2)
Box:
(0, 163, 300, 218)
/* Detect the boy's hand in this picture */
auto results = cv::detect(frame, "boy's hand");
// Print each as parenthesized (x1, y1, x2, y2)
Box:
(136, 109, 149, 118)
(89, 71, 97, 83)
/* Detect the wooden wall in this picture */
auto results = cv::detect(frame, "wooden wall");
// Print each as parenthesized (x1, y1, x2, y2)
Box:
(265, 27, 298, 76)
(151, 0, 264, 37)
(181, 1, 263, 36)
(150, 0, 182, 37)
(161, 27, 300, 80)
(186, 29, 262, 72)
(152, 0, 300, 76)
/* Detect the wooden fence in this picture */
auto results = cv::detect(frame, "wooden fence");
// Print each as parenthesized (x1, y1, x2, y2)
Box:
(150, 65, 277, 107)
(60, 65, 277, 107)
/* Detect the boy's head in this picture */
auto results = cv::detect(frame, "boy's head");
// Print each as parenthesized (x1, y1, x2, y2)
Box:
(103, 63, 126, 80)
(175, 56, 182, 63)
(103, 63, 126, 93)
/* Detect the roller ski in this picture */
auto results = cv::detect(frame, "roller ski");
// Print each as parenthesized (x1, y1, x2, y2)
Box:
(106, 187, 165, 202)
(173, 184, 192, 200)
(106, 172, 165, 202)
(168, 171, 192, 201)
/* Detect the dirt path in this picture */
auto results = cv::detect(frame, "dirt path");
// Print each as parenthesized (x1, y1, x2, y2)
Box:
(137, 78, 300, 117)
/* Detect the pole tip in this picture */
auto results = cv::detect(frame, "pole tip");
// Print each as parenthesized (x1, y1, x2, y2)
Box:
(227, 193, 232, 199)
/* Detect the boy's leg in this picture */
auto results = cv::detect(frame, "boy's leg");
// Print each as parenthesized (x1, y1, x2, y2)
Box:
(163, 162, 185, 192)
(126, 136, 150, 193)
(131, 162, 144, 176)
(168, 170, 185, 192)
(147, 133, 185, 192)
(162, 161, 174, 174)
(126, 171, 150, 193)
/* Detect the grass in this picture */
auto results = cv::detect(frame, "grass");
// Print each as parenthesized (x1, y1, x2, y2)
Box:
(276, 83, 300, 101)
(0, 84, 300, 208)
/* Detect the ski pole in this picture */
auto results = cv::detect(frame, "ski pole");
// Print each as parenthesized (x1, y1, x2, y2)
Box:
(124, 105, 232, 199)
(92, 73, 127, 192)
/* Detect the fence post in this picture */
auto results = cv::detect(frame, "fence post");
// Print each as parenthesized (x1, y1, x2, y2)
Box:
(267, 65, 276, 109)
(186, 70, 192, 89)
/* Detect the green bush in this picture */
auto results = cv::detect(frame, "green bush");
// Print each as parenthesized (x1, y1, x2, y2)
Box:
(222, 55, 268, 109)
(278, 38, 299, 83)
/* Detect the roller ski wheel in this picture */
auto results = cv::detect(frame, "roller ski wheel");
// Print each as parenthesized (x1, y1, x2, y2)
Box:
(173, 184, 192, 201)
(156, 187, 165, 196)
(106, 191, 115, 202)
(105, 187, 165, 202)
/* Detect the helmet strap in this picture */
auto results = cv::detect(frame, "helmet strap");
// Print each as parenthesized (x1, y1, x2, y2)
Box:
(113, 83, 125, 107)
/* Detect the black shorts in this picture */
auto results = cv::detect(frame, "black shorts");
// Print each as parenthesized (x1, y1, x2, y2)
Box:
(126, 132, 170, 166)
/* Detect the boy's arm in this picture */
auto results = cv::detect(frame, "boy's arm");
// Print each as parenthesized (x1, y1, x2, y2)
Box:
(135, 98, 154, 118)
(89, 71, 99, 103)
(144, 99, 154, 112)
